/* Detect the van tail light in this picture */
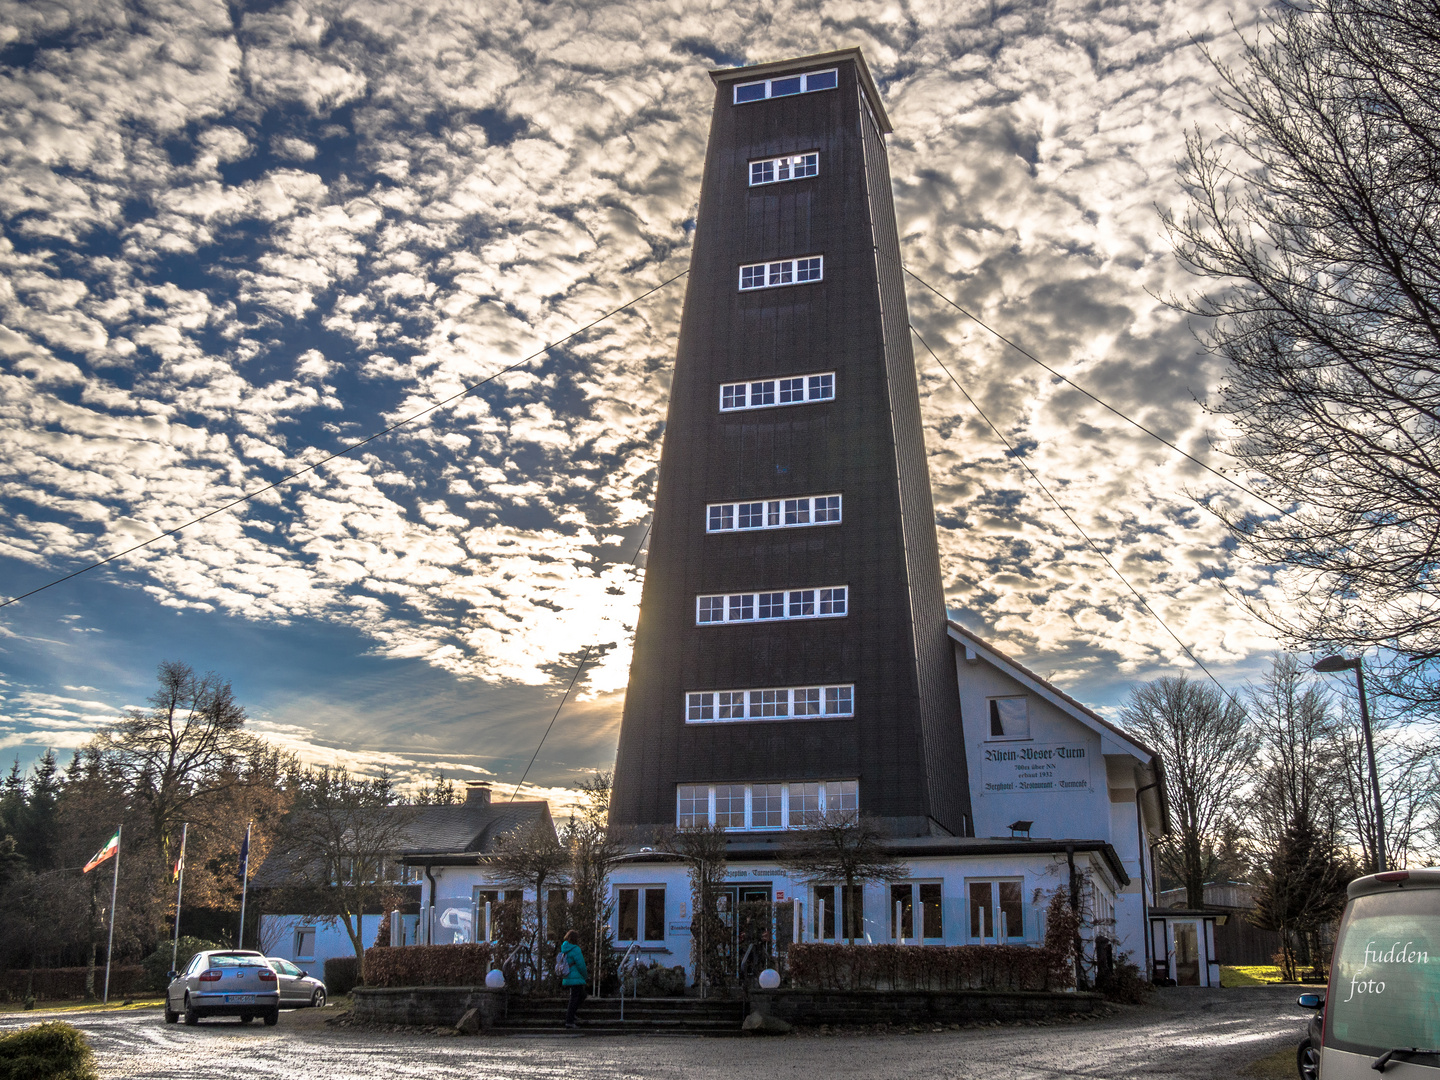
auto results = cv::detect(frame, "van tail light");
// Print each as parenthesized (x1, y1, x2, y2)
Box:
(1376, 870, 1410, 883)
(258, 969, 277, 982)
(199, 970, 222, 982)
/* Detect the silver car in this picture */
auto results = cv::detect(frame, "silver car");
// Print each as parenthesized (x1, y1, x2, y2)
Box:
(265, 957, 327, 1008)
(165, 949, 281, 1026)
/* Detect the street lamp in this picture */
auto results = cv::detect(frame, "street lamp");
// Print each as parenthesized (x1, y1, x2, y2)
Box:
(1313, 654, 1387, 872)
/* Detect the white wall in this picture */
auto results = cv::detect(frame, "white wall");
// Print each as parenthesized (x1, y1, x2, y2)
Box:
(258, 913, 385, 978)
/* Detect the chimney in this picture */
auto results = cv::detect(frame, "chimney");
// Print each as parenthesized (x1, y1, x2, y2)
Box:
(464, 780, 492, 807)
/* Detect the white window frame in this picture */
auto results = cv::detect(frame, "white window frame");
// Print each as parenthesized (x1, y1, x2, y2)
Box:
(986, 696, 1031, 741)
(889, 881, 945, 942)
(749, 152, 819, 186)
(706, 494, 841, 533)
(966, 876, 1027, 942)
(732, 68, 839, 104)
(695, 586, 848, 625)
(294, 926, 316, 961)
(674, 779, 858, 830)
(614, 885, 667, 943)
(684, 684, 854, 723)
(719, 372, 835, 412)
(738, 256, 823, 291)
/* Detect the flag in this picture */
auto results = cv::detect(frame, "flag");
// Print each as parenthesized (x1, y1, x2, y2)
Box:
(84, 829, 120, 873)
(172, 851, 184, 882)
(236, 830, 249, 881)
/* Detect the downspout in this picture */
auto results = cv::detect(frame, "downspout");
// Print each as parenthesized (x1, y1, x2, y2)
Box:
(1135, 781, 1160, 982)
(1065, 845, 1085, 990)
(424, 863, 437, 947)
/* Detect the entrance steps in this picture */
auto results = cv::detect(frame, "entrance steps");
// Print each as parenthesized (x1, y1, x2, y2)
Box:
(498, 995, 746, 1035)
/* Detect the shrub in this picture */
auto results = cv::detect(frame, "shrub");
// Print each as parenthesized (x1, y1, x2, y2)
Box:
(786, 943, 1069, 992)
(0, 1021, 98, 1080)
(625, 962, 687, 998)
(141, 937, 224, 992)
(360, 944, 496, 989)
(324, 955, 360, 996)
(1096, 949, 1149, 1004)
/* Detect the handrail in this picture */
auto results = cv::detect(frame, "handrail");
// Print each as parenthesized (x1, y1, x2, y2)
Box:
(617, 942, 642, 1021)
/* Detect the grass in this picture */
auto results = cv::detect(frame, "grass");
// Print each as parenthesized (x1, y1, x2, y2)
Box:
(0, 998, 164, 1016)
(1222, 965, 1287, 986)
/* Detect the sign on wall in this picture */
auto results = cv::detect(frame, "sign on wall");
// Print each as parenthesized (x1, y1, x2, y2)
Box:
(982, 743, 1091, 793)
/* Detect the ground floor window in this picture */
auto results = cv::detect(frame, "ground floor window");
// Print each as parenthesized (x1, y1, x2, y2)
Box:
(890, 882, 944, 940)
(294, 926, 315, 960)
(471, 888, 521, 942)
(813, 884, 864, 941)
(617, 886, 666, 942)
(968, 879, 1024, 940)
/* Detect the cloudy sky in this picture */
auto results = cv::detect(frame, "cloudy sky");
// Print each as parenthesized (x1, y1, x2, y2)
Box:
(0, 0, 1294, 803)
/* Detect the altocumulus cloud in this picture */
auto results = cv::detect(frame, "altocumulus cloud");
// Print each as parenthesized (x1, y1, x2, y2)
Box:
(1, 0, 1288, 785)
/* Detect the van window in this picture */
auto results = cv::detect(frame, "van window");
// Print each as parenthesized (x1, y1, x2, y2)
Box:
(1325, 889, 1440, 1057)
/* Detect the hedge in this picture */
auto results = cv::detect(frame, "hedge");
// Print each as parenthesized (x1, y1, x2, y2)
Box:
(361, 944, 496, 988)
(786, 944, 1071, 992)
(0, 1021, 98, 1080)
(0, 967, 146, 1002)
(324, 955, 361, 996)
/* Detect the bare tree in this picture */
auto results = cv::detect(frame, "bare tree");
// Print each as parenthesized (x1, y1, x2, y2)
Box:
(487, 819, 569, 983)
(562, 774, 623, 990)
(268, 766, 415, 980)
(654, 824, 730, 986)
(90, 661, 262, 863)
(776, 812, 908, 945)
(1164, 0, 1440, 703)
(1331, 699, 1440, 870)
(1121, 675, 1257, 907)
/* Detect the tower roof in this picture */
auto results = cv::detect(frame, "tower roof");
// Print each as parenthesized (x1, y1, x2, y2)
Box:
(709, 47, 893, 133)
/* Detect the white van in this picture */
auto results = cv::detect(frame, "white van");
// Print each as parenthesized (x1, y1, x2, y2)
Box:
(1308, 868, 1440, 1077)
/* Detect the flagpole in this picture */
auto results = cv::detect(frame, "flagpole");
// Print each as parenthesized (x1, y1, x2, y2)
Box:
(103, 824, 121, 1004)
(237, 821, 252, 949)
(171, 823, 188, 974)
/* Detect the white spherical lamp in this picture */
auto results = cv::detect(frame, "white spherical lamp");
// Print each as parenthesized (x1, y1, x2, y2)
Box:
(485, 969, 505, 989)
(758, 968, 781, 990)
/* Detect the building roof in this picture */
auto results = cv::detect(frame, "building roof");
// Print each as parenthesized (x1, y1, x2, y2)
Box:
(399, 799, 553, 859)
(709, 47, 893, 133)
(947, 620, 1172, 834)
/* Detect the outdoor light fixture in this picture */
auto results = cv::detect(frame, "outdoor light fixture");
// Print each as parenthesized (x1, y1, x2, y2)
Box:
(1312, 655, 1386, 872)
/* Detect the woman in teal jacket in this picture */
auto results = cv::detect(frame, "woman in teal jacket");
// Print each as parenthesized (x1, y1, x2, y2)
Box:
(560, 930, 589, 1028)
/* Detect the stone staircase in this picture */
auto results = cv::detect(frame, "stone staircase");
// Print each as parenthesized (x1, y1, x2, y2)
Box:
(498, 995, 746, 1035)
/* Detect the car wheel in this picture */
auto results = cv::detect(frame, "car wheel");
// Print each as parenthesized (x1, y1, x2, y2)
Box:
(1297, 1038, 1320, 1080)
(311, 988, 326, 1009)
(183, 995, 200, 1026)
(263, 1008, 279, 1027)
(164, 1001, 178, 1024)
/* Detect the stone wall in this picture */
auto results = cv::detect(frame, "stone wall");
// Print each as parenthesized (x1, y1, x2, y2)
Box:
(749, 988, 1105, 1026)
(351, 985, 505, 1028)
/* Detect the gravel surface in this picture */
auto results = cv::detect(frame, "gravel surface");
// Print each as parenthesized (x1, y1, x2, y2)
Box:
(0, 986, 1309, 1079)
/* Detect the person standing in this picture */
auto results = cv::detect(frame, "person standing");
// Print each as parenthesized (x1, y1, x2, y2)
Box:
(559, 929, 589, 1029)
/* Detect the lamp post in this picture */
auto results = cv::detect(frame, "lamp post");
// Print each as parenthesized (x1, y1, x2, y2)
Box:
(1313, 654, 1386, 872)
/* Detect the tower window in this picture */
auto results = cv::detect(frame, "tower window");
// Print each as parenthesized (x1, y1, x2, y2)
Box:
(738, 256, 824, 291)
(732, 68, 838, 104)
(706, 495, 841, 532)
(694, 586, 847, 625)
(683, 684, 855, 723)
(749, 152, 819, 186)
(987, 697, 1031, 740)
(719, 371, 834, 412)
(674, 779, 858, 830)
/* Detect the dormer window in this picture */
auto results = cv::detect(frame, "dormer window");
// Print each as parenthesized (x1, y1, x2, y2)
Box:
(987, 697, 1030, 740)
(733, 69, 838, 104)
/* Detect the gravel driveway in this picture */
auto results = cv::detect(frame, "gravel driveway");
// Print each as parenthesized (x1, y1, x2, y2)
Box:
(1, 986, 1307, 1079)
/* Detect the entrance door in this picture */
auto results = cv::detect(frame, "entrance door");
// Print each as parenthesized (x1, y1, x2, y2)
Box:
(1173, 921, 1201, 985)
(714, 885, 772, 976)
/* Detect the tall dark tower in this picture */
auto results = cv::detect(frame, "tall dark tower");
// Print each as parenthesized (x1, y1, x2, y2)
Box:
(610, 49, 973, 838)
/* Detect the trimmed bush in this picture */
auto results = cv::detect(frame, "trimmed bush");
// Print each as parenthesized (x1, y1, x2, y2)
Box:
(324, 955, 361, 996)
(362, 944, 495, 988)
(0, 1021, 98, 1080)
(0, 967, 146, 1003)
(786, 943, 1070, 992)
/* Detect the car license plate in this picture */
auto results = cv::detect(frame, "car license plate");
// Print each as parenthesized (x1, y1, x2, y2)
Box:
(228, 995, 255, 1004)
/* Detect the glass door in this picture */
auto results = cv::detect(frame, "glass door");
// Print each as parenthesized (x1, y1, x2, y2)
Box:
(1173, 921, 1201, 985)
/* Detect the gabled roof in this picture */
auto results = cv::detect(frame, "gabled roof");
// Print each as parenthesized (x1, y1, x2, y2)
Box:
(400, 800, 553, 858)
(947, 620, 1171, 833)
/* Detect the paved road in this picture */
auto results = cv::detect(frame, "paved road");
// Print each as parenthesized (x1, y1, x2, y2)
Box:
(1, 986, 1307, 1079)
